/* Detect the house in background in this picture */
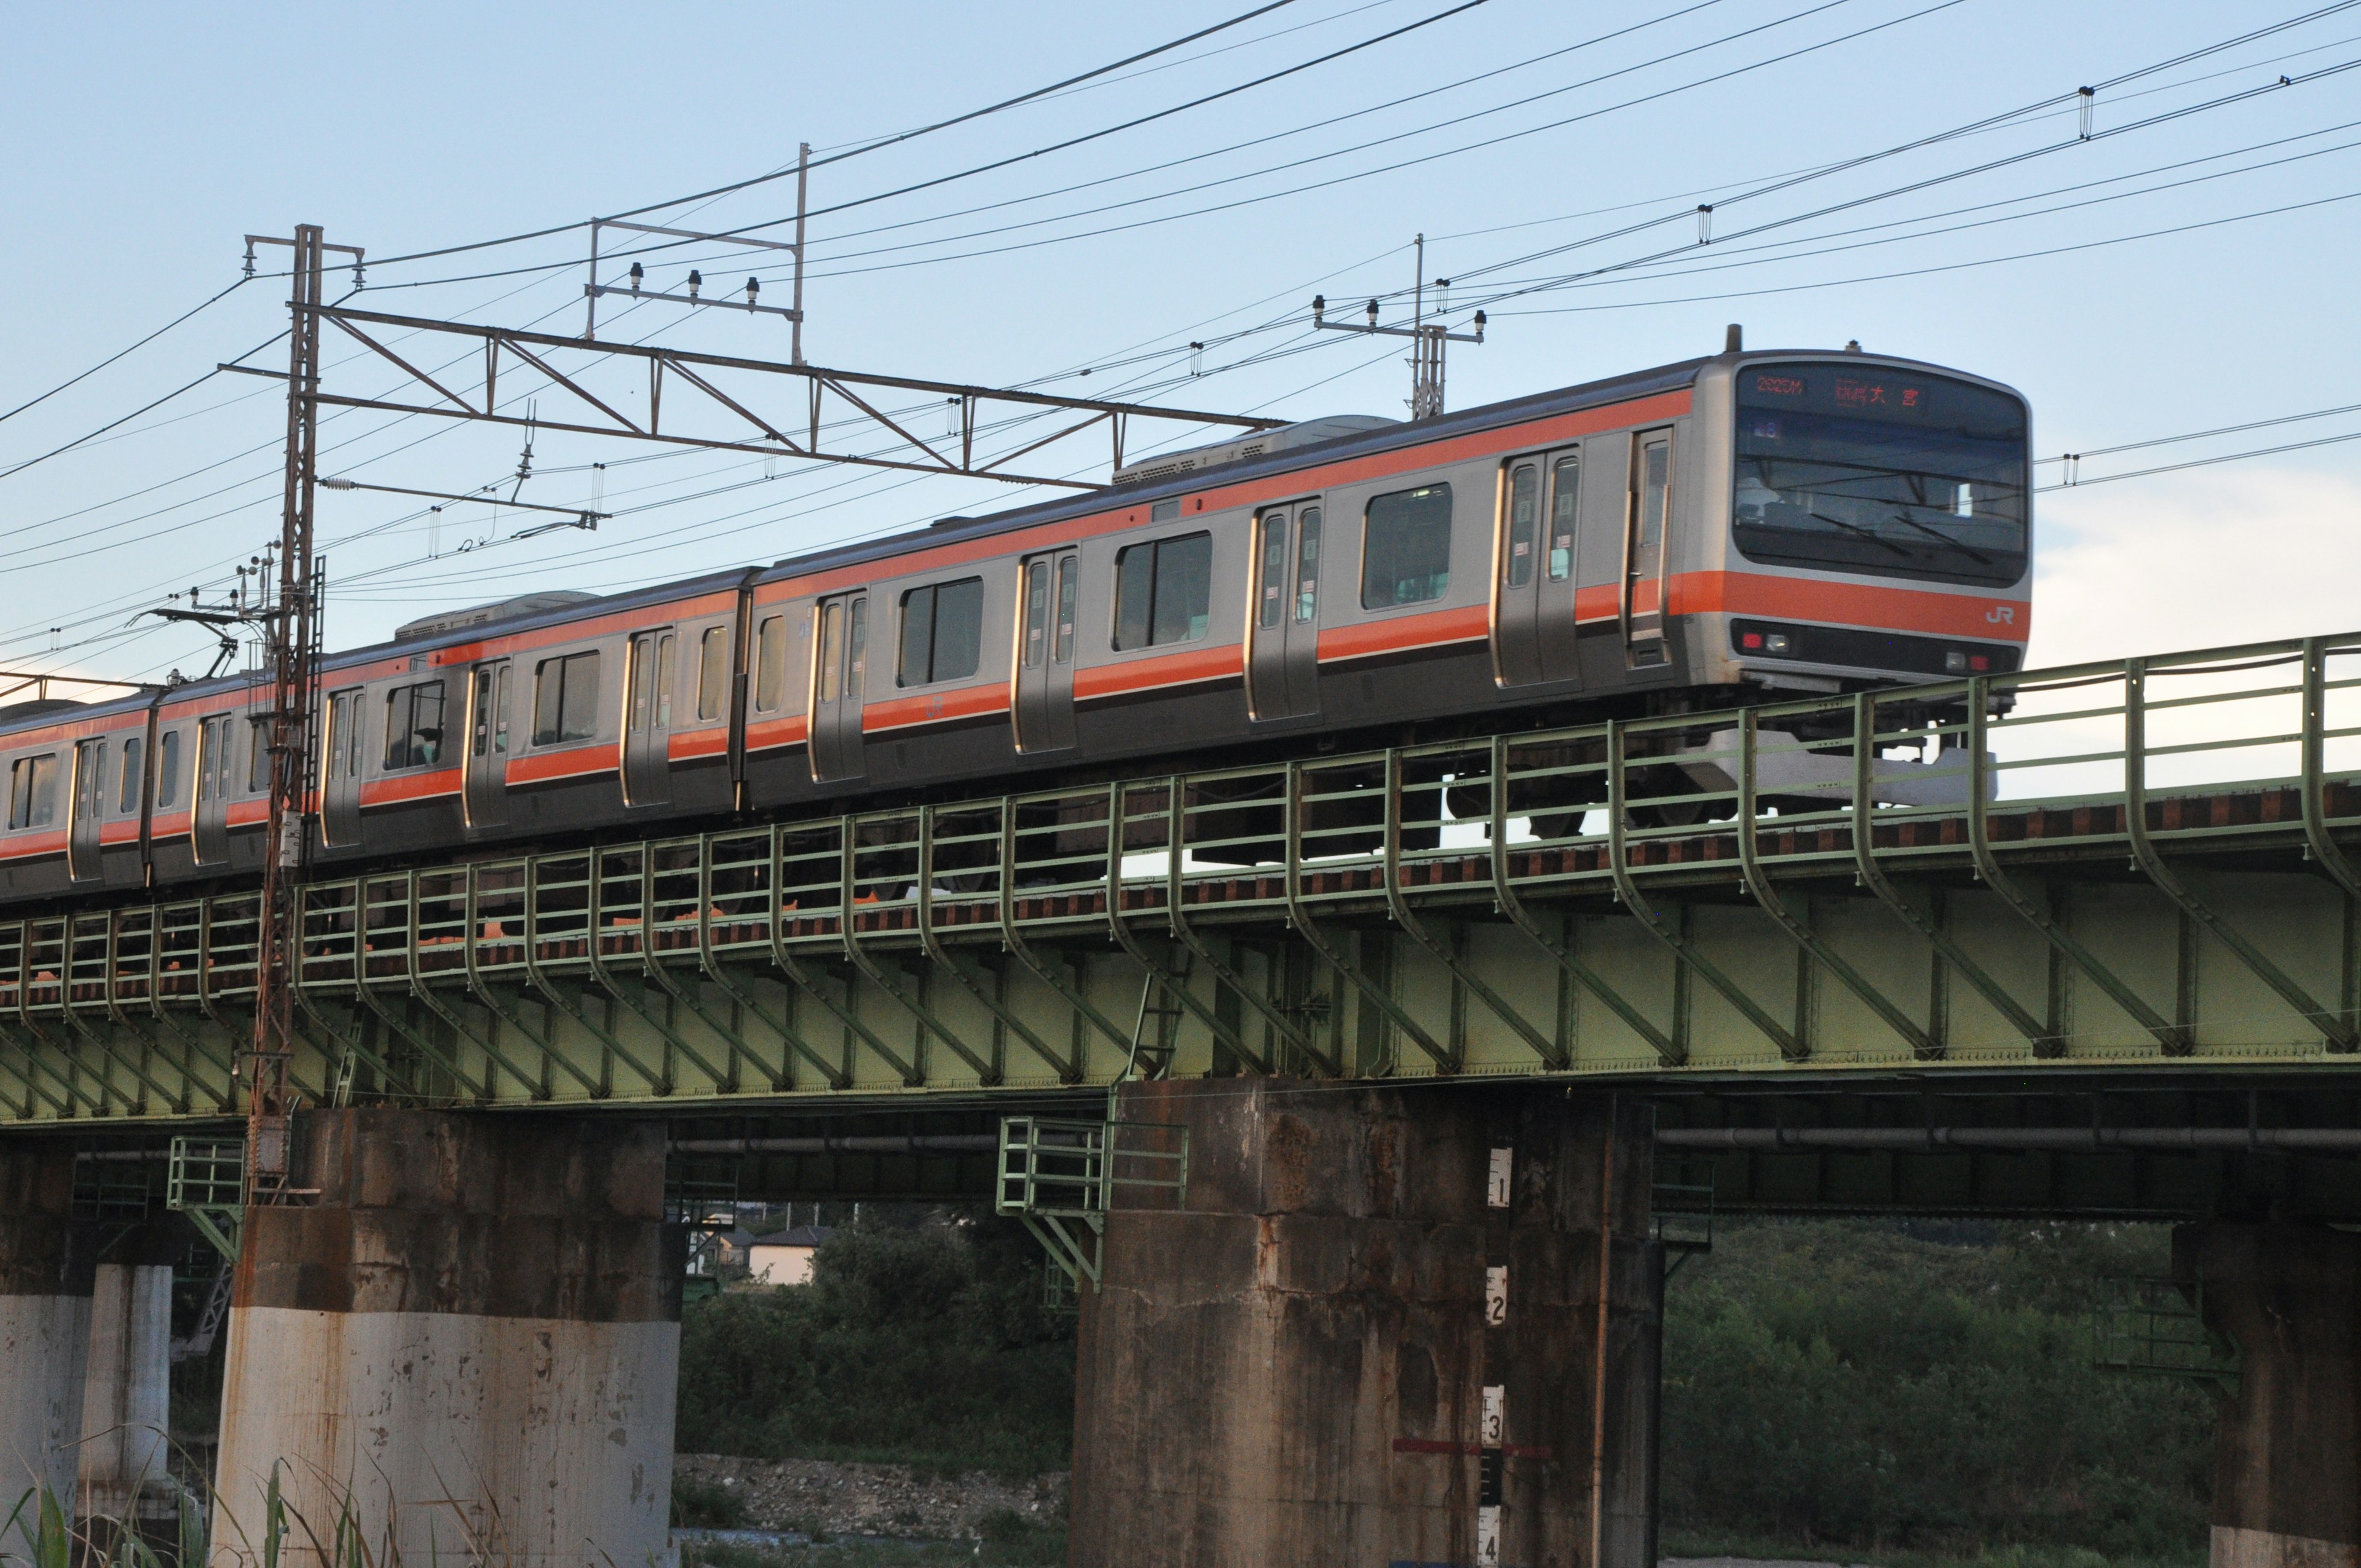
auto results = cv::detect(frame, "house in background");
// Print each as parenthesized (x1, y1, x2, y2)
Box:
(749, 1224, 834, 1285)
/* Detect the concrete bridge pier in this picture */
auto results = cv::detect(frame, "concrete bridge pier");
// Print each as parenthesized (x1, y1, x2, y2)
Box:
(1072, 1080, 1659, 1568)
(208, 1111, 683, 1568)
(0, 1142, 94, 1549)
(2180, 1222, 2361, 1568)
(75, 1229, 176, 1542)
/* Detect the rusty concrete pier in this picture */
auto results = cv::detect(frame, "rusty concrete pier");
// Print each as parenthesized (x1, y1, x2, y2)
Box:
(1070, 1082, 1660, 1567)
(206, 1112, 682, 1568)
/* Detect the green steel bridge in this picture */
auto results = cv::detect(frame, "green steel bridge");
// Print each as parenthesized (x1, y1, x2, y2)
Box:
(14, 632, 2361, 1141)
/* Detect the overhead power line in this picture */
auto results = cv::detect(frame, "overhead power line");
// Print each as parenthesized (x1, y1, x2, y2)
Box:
(0, 277, 250, 429)
(362, 1, 1314, 269)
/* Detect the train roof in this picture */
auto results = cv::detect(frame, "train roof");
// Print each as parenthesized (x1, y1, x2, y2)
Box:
(0, 344, 2008, 745)
(752, 352, 1716, 585)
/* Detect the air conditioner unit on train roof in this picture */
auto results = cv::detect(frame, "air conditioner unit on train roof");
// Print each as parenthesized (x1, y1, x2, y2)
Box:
(393, 590, 604, 644)
(1109, 414, 1400, 488)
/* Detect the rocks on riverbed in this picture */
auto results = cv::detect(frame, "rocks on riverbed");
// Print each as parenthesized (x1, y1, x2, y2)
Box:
(675, 1454, 1066, 1540)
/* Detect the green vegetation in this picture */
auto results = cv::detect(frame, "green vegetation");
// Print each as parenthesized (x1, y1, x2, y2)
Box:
(677, 1211, 1077, 1476)
(671, 1476, 754, 1530)
(676, 1211, 2219, 1564)
(1659, 1218, 2217, 1562)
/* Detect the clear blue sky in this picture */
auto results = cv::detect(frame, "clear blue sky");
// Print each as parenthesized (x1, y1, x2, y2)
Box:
(2, 0, 2355, 682)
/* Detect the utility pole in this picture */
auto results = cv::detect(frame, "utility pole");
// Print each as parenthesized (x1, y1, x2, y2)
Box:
(1312, 234, 1487, 421)
(242, 223, 355, 1202)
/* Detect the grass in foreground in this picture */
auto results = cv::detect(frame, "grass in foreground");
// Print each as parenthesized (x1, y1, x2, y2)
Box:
(680, 1508, 1066, 1568)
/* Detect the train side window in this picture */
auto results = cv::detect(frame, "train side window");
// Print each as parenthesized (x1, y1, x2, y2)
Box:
(1503, 464, 1539, 589)
(196, 716, 230, 805)
(118, 736, 143, 814)
(1022, 562, 1049, 670)
(754, 615, 788, 711)
(1257, 512, 1287, 629)
(1294, 509, 1323, 622)
(383, 681, 448, 770)
(696, 627, 730, 722)
(1113, 532, 1212, 650)
(816, 605, 844, 704)
(156, 731, 181, 809)
(247, 717, 271, 792)
(898, 577, 984, 686)
(1548, 455, 1579, 580)
(1362, 484, 1453, 608)
(846, 599, 868, 699)
(7, 753, 58, 830)
(531, 652, 601, 746)
(1054, 557, 1077, 662)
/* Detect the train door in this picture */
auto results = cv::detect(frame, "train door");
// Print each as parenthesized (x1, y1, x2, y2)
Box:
(321, 687, 364, 847)
(1495, 453, 1585, 687)
(1623, 429, 1673, 664)
(1248, 502, 1322, 721)
(68, 738, 105, 882)
(464, 661, 512, 828)
(623, 629, 676, 807)
(192, 714, 233, 865)
(809, 592, 869, 783)
(1013, 551, 1078, 752)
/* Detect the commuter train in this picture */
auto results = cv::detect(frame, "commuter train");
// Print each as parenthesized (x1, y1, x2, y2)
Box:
(0, 336, 2031, 904)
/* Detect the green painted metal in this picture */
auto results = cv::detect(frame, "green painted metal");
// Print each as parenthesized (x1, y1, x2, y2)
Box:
(2093, 1276, 2240, 1395)
(994, 1115, 1188, 1286)
(9, 632, 2361, 1122)
(165, 1135, 244, 1260)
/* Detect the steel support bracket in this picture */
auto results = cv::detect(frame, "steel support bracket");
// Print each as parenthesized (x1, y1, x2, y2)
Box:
(919, 807, 1077, 1082)
(1385, 752, 1565, 1068)
(1286, 760, 1458, 1072)
(1849, 693, 2048, 1048)
(1099, 782, 1260, 1071)
(1164, 778, 1321, 1074)
(765, 828, 915, 1085)
(837, 818, 995, 1085)
(1486, 735, 1678, 1065)
(1965, 679, 2183, 1055)
(2126, 660, 2352, 1051)
(1738, 711, 1939, 1059)
(994, 801, 1137, 1064)
(1607, 723, 1795, 1060)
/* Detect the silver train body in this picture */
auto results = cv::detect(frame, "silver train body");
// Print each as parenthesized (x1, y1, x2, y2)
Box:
(0, 344, 2031, 902)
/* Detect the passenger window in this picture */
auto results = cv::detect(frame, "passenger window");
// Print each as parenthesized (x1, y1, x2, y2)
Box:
(1548, 456, 1578, 580)
(1504, 464, 1538, 589)
(196, 716, 231, 805)
(1257, 512, 1287, 630)
(531, 652, 601, 746)
(898, 577, 985, 686)
(383, 681, 448, 771)
(697, 627, 730, 722)
(1113, 532, 1212, 650)
(247, 717, 271, 792)
(119, 736, 143, 814)
(1639, 438, 1669, 549)
(1053, 558, 1077, 663)
(156, 731, 181, 809)
(816, 604, 844, 704)
(1362, 484, 1453, 608)
(845, 599, 868, 699)
(1295, 509, 1323, 622)
(7, 753, 58, 830)
(754, 615, 788, 711)
(467, 670, 508, 759)
(1023, 561, 1049, 670)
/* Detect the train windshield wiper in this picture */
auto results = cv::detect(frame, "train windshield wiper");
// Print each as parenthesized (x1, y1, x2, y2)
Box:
(1888, 509, 1995, 565)
(1808, 510, 1910, 556)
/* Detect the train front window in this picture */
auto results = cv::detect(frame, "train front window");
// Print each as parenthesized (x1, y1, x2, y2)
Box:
(1732, 363, 2027, 587)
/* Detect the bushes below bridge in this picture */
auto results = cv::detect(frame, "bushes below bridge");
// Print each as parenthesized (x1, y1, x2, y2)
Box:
(676, 1210, 2217, 1558)
(1659, 1218, 2216, 1561)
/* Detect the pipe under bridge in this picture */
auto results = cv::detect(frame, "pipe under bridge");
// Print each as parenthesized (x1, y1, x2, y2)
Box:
(12, 632, 2361, 1568)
